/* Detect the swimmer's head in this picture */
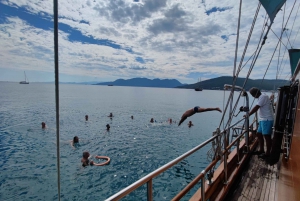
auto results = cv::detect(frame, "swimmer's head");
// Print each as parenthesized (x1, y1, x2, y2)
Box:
(41, 122, 46, 129)
(85, 115, 88, 121)
(73, 136, 79, 143)
(82, 151, 90, 159)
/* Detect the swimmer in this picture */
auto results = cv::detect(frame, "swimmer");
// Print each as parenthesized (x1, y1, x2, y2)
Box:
(169, 118, 173, 124)
(81, 151, 93, 167)
(81, 151, 110, 167)
(131, 115, 134, 119)
(106, 124, 110, 131)
(108, 113, 114, 118)
(41, 122, 46, 129)
(150, 118, 154, 123)
(188, 121, 194, 128)
(71, 136, 79, 147)
(85, 115, 88, 121)
(178, 106, 222, 126)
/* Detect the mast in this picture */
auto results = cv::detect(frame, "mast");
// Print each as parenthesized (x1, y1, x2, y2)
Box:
(53, 0, 61, 200)
(24, 71, 27, 82)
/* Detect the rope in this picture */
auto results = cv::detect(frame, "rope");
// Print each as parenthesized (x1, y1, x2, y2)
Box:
(277, 2, 287, 81)
(53, 0, 61, 200)
(218, 3, 262, 130)
(259, 0, 297, 90)
(290, 1, 300, 47)
(223, 4, 269, 133)
(233, 0, 243, 78)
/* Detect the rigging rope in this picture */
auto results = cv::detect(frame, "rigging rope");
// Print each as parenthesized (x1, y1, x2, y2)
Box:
(226, 15, 269, 128)
(290, 1, 300, 47)
(276, 0, 299, 80)
(245, 0, 297, 114)
(277, 2, 287, 81)
(218, 3, 262, 130)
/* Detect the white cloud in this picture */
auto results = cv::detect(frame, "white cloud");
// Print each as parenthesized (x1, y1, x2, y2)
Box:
(0, 0, 299, 83)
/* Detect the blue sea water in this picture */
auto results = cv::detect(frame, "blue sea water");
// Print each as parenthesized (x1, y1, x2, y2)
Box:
(0, 83, 239, 201)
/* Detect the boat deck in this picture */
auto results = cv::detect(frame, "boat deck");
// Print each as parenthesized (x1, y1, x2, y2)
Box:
(226, 153, 278, 201)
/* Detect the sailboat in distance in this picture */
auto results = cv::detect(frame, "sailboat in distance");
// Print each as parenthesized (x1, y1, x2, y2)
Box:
(194, 77, 203, 91)
(19, 71, 29, 84)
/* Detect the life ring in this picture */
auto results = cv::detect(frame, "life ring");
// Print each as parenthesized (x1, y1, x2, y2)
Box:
(92, 156, 110, 166)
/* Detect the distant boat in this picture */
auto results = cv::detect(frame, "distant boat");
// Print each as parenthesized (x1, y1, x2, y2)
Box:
(108, 84, 113, 86)
(19, 71, 29, 84)
(194, 78, 202, 91)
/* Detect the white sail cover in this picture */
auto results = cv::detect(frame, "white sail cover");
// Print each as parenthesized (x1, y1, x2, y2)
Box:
(259, 0, 286, 23)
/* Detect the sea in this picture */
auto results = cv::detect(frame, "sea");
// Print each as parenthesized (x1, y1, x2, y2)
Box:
(0, 82, 252, 201)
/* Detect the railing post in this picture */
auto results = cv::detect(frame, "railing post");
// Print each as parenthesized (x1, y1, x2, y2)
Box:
(244, 91, 250, 153)
(147, 179, 153, 201)
(201, 170, 205, 201)
(236, 136, 240, 165)
(223, 134, 228, 185)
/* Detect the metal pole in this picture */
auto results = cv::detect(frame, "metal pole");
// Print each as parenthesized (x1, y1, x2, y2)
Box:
(201, 170, 205, 201)
(147, 179, 153, 201)
(53, 0, 60, 200)
(223, 135, 228, 185)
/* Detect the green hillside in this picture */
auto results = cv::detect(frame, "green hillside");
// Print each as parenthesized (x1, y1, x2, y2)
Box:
(177, 76, 290, 91)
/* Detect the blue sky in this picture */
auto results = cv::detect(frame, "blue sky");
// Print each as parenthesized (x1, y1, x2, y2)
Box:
(0, 0, 299, 84)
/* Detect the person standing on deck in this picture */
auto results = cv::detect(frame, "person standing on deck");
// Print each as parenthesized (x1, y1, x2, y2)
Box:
(247, 87, 274, 158)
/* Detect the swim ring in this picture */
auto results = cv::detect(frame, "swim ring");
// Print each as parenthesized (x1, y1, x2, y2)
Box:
(92, 156, 110, 166)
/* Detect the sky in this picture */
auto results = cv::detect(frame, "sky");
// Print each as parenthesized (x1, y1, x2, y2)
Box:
(0, 0, 299, 84)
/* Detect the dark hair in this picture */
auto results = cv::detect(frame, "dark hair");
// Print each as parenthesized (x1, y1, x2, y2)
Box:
(41, 122, 46, 128)
(83, 151, 89, 158)
(249, 87, 261, 96)
(73, 136, 79, 143)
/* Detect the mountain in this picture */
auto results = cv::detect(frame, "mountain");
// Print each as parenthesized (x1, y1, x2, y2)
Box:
(177, 76, 289, 91)
(95, 78, 183, 88)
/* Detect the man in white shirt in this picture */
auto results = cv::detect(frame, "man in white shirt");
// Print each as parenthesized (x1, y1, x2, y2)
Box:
(248, 87, 274, 158)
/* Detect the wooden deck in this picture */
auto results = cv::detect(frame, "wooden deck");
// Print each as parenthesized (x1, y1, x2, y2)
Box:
(225, 153, 279, 201)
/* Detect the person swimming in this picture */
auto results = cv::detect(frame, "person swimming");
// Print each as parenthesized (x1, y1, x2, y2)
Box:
(131, 115, 134, 119)
(72, 136, 79, 145)
(81, 151, 93, 167)
(41, 122, 46, 129)
(150, 118, 154, 123)
(106, 124, 110, 131)
(85, 115, 88, 121)
(188, 121, 194, 128)
(108, 113, 114, 118)
(81, 151, 110, 167)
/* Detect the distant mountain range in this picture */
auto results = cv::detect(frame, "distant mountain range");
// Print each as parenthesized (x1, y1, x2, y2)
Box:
(95, 78, 183, 88)
(94, 76, 290, 90)
(178, 76, 290, 91)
